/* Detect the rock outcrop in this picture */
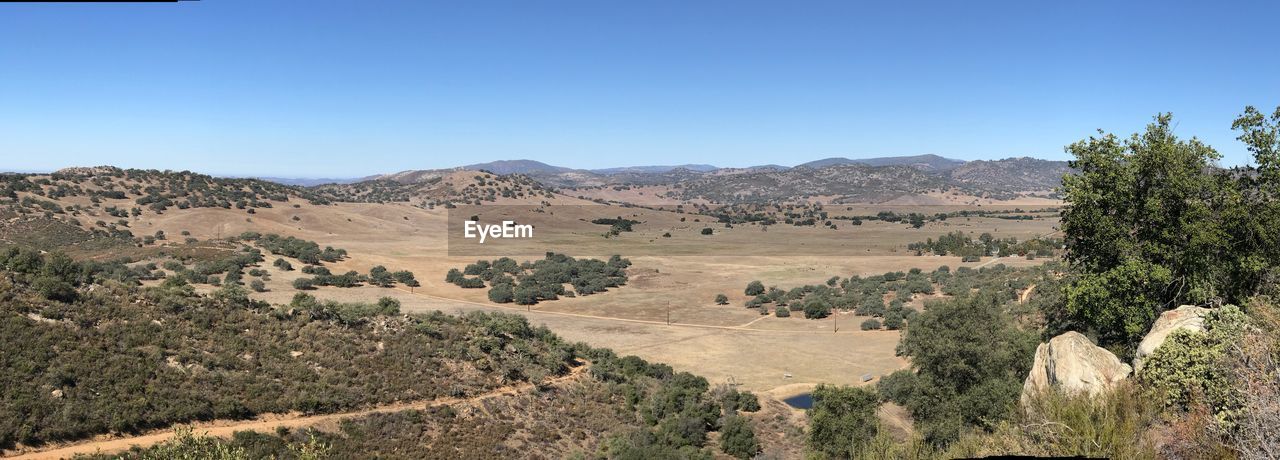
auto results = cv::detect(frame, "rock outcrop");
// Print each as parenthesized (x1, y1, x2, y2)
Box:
(1022, 331, 1132, 401)
(1133, 305, 1209, 372)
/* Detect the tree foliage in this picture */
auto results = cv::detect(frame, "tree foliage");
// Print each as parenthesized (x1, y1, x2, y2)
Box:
(449, 253, 630, 305)
(1060, 109, 1280, 349)
(807, 385, 880, 458)
(881, 291, 1038, 446)
(719, 415, 760, 459)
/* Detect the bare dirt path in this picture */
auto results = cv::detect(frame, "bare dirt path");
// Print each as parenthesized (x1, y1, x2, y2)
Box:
(3, 362, 591, 460)
(973, 256, 1004, 269)
(1019, 283, 1037, 304)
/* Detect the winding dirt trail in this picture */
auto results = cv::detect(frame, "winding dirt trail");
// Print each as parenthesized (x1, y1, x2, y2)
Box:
(1019, 283, 1037, 304)
(3, 361, 591, 460)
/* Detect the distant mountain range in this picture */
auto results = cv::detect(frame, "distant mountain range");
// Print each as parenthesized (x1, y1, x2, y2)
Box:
(250, 155, 1071, 203)
(258, 155, 1027, 184)
(254, 177, 362, 187)
(451, 155, 970, 177)
(795, 154, 966, 171)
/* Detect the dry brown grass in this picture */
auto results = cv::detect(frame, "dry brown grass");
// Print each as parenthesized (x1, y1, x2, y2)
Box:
(119, 200, 1054, 396)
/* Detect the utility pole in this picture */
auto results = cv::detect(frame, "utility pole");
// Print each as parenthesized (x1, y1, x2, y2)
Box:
(666, 301, 671, 325)
(834, 311, 838, 333)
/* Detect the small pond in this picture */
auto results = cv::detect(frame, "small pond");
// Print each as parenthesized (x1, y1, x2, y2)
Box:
(782, 393, 813, 409)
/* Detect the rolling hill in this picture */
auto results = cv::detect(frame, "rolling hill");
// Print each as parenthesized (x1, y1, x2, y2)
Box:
(358, 156, 1070, 203)
(796, 154, 966, 171)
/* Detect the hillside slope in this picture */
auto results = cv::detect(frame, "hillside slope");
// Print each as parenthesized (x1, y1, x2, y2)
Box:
(0, 253, 794, 458)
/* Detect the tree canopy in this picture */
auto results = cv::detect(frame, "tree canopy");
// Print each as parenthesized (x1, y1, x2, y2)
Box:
(1060, 108, 1280, 350)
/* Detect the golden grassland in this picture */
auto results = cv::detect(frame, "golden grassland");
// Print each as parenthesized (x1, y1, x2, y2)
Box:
(117, 198, 1055, 394)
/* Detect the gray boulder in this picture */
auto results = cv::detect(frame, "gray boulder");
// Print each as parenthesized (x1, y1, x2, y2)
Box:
(1022, 331, 1132, 402)
(1133, 305, 1209, 372)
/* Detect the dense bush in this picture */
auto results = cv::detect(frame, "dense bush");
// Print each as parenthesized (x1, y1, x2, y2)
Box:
(719, 415, 760, 459)
(883, 310, 904, 330)
(487, 283, 514, 303)
(240, 233, 346, 265)
(807, 385, 880, 458)
(740, 264, 1048, 324)
(804, 299, 831, 319)
(908, 231, 1060, 259)
(879, 290, 1038, 446)
(1137, 305, 1247, 424)
(448, 253, 631, 305)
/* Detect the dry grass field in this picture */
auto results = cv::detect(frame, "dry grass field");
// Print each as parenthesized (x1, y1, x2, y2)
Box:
(126, 198, 1056, 395)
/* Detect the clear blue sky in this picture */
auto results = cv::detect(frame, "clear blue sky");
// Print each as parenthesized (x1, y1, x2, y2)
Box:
(1, 1, 1277, 177)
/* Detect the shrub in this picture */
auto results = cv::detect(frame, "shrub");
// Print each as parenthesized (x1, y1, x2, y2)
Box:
(860, 318, 881, 330)
(292, 278, 315, 290)
(745, 281, 765, 296)
(857, 296, 886, 317)
(391, 270, 419, 287)
(994, 382, 1160, 459)
(487, 284, 514, 303)
(807, 385, 879, 458)
(250, 280, 267, 292)
(719, 415, 760, 459)
(445, 268, 464, 284)
(1067, 259, 1174, 352)
(889, 290, 1039, 446)
(775, 308, 790, 318)
(513, 284, 538, 305)
(737, 392, 760, 412)
(32, 276, 76, 302)
(803, 300, 831, 319)
(714, 294, 728, 305)
(883, 310, 904, 330)
(700, 228, 713, 235)
(448, 253, 629, 304)
(368, 265, 393, 287)
(1137, 305, 1247, 423)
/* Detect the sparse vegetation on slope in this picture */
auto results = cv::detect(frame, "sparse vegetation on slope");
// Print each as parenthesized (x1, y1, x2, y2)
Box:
(72, 339, 772, 459)
(0, 249, 579, 449)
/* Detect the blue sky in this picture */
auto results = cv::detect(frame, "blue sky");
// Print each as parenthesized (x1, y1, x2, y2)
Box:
(1, 1, 1277, 177)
